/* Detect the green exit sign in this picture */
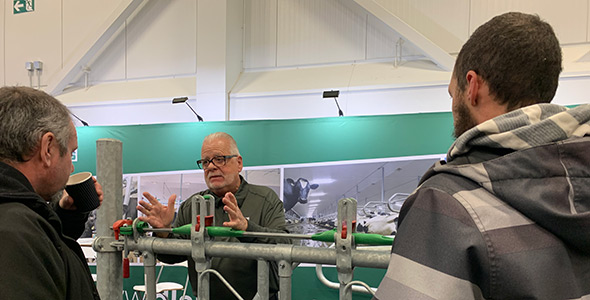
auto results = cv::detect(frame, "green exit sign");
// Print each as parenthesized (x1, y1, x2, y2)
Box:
(13, 0, 34, 14)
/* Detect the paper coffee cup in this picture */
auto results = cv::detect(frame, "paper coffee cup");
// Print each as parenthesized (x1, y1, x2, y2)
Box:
(65, 172, 100, 212)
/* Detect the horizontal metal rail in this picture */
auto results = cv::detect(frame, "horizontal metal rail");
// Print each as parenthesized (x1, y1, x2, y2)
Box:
(120, 238, 391, 269)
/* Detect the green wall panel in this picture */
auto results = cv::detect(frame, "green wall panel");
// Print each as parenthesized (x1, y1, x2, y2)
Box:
(74, 112, 455, 174)
(90, 265, 384, 300)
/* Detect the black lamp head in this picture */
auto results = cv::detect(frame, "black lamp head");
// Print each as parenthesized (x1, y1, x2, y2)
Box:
(172, 97, 188, 104)
(322, 90, 339, 98)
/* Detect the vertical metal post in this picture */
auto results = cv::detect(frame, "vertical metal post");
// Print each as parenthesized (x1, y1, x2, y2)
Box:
(278, 260, 292, 300)
(253, 260, 269, 300)
(95, 138, 123, 300)
(336, 198, 357, 300)
(381, 167, 385, 204)
(194, 195, 214, 300)
(143, 251, 157, 300)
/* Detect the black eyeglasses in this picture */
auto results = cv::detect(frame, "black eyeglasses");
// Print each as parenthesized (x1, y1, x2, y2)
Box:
(196, 155, 237, 169)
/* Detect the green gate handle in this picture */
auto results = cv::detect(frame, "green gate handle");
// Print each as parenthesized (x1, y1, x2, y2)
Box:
(310, 229, 394, 245)
(310, 229, 337, 242)
(351, 232, 394, 245)
(206, 226, 245, 238)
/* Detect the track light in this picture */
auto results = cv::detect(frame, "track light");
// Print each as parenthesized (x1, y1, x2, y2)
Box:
(172, 97, 203, 122)
(322, 90, 343, 117)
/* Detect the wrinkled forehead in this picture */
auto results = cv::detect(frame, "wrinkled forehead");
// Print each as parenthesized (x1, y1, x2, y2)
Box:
(201, 138, 231, 157)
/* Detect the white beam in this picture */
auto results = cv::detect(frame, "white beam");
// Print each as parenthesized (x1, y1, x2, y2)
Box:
(349, 0, 455, 71)
(47, 0, 149, 96)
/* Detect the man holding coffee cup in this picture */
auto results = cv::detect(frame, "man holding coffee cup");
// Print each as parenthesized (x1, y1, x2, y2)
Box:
(0, 86, 103, 299)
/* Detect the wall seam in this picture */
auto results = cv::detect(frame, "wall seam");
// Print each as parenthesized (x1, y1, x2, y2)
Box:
(275, 0, 278, 68)
(61, 0, 63, 69)
(3, 1, 6, 85)
(125, 19, 128, 80)
(586, 0, 590, 42)
(468, 0, 472, 36)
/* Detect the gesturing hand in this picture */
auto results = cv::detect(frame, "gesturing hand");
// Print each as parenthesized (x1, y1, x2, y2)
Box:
(221, 192, 248, 231)
(137, 192, 177, 229)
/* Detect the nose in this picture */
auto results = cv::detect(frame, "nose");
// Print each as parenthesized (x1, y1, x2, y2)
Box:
(70, 162, 75, 173)
(204, 162, 218, 171)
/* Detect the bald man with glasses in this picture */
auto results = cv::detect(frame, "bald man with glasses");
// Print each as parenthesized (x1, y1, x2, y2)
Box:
(138, 132, 289, 300)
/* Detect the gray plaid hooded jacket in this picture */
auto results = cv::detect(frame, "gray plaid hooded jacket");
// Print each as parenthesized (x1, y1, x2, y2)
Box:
(375, 104, 590, 300)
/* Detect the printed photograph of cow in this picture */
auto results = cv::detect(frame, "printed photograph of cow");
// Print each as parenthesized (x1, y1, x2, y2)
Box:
(282, 156, 441, 247)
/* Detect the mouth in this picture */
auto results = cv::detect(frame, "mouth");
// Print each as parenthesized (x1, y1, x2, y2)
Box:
(208, 174, 224, 181)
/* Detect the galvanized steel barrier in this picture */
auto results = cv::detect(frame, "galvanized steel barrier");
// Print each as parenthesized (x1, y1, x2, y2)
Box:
(93, 139, 391, 300)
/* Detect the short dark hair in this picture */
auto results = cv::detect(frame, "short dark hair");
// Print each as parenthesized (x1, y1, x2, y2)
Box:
(453, 12, 562, 111)
(0, 86, 72, 163)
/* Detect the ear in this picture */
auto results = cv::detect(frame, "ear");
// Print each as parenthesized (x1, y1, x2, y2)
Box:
(465, 70, 480, 106)
(286, 178, 295, 186)
(236, 155, 243, 172)
(39, 132, 56, 167)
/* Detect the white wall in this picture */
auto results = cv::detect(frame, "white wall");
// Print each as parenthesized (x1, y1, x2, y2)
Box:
(2, 0, 590, 125)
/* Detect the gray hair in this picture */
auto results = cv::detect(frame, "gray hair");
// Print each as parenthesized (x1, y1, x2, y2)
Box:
(203, 132, 240, 155)
(0, 86, 72, 163)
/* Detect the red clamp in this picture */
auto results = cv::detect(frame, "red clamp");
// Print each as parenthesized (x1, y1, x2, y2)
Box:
(195, 215, 214, 232)
(112, 219, 133, 240)
(341, 220, 357, 239)
(123, 258, 130, 278)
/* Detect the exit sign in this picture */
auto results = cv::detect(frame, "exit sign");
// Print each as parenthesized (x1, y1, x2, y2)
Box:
(13, 0, 34, 14)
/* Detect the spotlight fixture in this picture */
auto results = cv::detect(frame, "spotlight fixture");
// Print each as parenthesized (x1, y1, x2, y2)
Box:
(172, 97, 203, 122)
(322, 90, 343, 117)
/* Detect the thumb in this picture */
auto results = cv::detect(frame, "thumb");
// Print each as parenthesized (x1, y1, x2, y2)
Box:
(168, 194, 177, 210)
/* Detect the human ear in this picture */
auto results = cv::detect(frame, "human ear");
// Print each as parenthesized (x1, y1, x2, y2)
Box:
(39, 132, 56, 167)
(237, 155, 243, 172)
(465, 70, 480, 106)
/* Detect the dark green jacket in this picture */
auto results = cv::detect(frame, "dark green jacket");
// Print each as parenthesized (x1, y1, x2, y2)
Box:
(159, 176, 289, 300)
(0, 162, 100, 300)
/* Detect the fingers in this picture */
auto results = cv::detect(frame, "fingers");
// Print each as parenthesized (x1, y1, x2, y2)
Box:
(136, 193, 175, 229)
(137, 199, 152, 211)
(143, 192, 160, 205)
(167, 194, 177, 209)
(222, 192, 238, 208)
(93, 179, 104, 205)
(59, 190, 76, 210)
(136, 203, 150, 216)
(222, 192, 247, 231)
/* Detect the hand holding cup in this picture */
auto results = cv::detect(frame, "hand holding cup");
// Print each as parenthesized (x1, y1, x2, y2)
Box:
(65, 172, 101, 212)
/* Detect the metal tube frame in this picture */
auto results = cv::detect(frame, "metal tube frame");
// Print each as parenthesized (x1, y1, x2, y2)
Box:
(95, 140, 391, 300)
(114, 196, 390, 300)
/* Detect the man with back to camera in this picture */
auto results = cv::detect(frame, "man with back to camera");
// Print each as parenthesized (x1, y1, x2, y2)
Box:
(374, 12, 590, 299)
(138, 132, 289, 300)
(0, 86, 103, 299)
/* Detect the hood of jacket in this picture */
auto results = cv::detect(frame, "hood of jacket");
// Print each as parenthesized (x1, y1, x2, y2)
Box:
(424, 103, 590, 252)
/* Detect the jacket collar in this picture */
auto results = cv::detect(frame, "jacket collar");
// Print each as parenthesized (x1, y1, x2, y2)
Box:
(448, 104, 590, 161)
(0, 161, 63, 232)
(209, 175, 248, 208)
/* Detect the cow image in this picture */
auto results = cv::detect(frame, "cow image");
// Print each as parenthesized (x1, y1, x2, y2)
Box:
(357, 214, 399, 236)
(283, 177, 319, 212)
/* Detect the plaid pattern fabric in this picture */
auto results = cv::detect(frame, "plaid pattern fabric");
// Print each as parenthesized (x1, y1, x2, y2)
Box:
(449, 104, 590, 159)
(375, 104, 590, 300)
